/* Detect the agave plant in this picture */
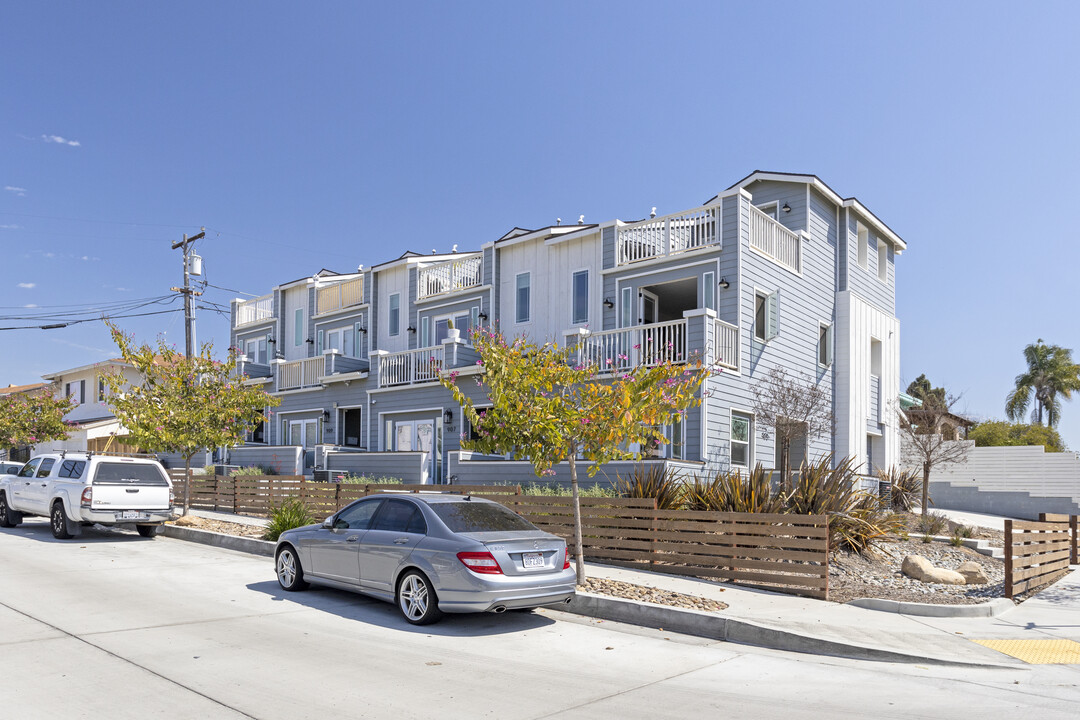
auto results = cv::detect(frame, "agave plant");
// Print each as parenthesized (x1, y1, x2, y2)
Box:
(685, 465, 785, 513)
(616, 465, 685, 509)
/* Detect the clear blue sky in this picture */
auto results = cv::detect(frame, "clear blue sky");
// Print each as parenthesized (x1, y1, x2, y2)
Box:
(3, 1, 1079, 448)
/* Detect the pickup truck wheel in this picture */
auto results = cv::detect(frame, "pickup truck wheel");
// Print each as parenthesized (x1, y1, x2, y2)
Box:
(51, 501, 73, 540)
(0, 492, 20, 528)
(275, 546, 309, 591)
(136, 524, 158, 538)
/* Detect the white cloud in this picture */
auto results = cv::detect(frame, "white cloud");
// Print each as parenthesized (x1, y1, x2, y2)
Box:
(17, 282, 36, 289)
(42, 134, 80, 147)
(44, 252, 55, 258)
(0, 224, 19, 229)
(24, 304, 38, 308)
(4, 186, 26, 197)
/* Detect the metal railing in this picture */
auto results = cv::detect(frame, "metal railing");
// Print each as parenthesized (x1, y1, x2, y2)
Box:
(236, 294, 274, 326)
(316, 277, 364, 315)
(574, 320, 687, 371)
(379, 346, 445, 387)
(418, 255, 483, 299)
(617, 206, 720, 265)
(277, 356, 326, 391)
(748, 205, 801, 273)
(713, 318, 740, 371)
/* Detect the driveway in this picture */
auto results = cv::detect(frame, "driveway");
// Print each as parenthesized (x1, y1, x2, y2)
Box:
(2, 519, 1078, 719)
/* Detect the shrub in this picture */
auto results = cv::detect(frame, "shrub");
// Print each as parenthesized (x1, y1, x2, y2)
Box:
(956, 524, 975, 538)
(917, 511, 949, 536)
(950, 533, 964, 547)
(877, 466, 921, 512)
(340, 474, 402, 485)
(616, 465, 684, 510)
(263, 498, 315, 542)
(685, 465, 784, 513)
(230, 465, 276, 477)
(521, 482, 616, 498)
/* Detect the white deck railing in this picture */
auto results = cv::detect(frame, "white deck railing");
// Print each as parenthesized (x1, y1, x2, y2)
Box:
(236, 294, 274, 326)
(316, 277, 364, 315)
(713, 319, 740, 371)
(379, 346, 445, 387)
(617, 206, 720, 265)
(748, 205, 801, 273)
(418, 255, 483, 299)
(277, 356, 326, 391)
(575, 320, 687, 371)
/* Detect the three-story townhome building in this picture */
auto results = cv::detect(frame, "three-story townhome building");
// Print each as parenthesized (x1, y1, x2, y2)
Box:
(229, 171, 904, 486)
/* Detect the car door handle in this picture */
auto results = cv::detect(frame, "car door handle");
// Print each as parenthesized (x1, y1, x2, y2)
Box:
(346, 535, 360, 542)
(393, 538, 409, 544)
(40, 483, 47, 487)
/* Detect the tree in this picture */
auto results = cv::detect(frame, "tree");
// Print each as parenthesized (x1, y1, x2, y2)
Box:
(438, 328, 711, 584)
(968, 420, 1066, 453)
(906, 374, 946, 412)
(898, 395, 970, 515)
(0, 389, 75, 453)
(1005, 339, 1080, 428)
(750, 367, 834, 491)
(103, 323, 279, 514)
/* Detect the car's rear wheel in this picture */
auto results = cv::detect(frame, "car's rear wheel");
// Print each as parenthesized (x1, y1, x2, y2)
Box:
(275, 545, 309, 591)
(397, 570, 443, 625)
(51, 501, 73, 540)
(0, 492, 20, 528)
(136, 524, 157, 538)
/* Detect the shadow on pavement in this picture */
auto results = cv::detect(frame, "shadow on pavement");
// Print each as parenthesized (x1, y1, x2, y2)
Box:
(245, 579, 558, 637)
(0, 517, 158, 545)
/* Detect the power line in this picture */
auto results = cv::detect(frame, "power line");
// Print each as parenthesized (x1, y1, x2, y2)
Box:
(0, 307, 184, 331)
(0, 296, 180, 322)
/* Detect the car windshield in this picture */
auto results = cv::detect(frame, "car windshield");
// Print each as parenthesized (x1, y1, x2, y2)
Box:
(430, 501, 539, 533)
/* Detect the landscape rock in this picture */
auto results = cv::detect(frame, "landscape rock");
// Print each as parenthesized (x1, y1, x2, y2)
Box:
(901, 555, 966, 585)
(957, 561, 989, 585)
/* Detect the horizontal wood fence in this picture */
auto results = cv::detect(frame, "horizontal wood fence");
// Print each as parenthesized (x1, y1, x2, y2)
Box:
(169, 474, 829, 600)
(1004, 515, 1077, 598)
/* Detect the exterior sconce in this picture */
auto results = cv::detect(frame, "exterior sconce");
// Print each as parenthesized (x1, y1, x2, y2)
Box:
(443, 408, 453, 423)
(267, 336, 276, 344)
(603, 298, 614, 309)
(782, 203, 791, 213)
(718, 278, 730, 289)
(477, 312, 488, 322)
(306, 337, 315, 345)
(356, 326, 367, 334)
(322, 410, 331, 421)
(407, 326, 416, 333)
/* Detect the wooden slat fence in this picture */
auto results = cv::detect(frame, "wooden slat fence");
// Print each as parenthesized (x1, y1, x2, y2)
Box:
(1004, 516, 1076, 598)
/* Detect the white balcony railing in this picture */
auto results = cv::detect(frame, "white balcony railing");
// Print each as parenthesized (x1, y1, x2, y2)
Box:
(713, 319, 740, 371)
(617, 206, 720, 265)
(379, 346, 445, 387)
(277, 356, 326, 391)
(236, 294, 274, 326)
(418, 255, 483, 299)
(316, 277, 364, 315)
(748, 205, 801, 273)
(575, 320, 687, 371)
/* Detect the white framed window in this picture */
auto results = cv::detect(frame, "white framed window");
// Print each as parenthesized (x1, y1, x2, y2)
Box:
(756, 202, 778, 220)
(754, 290, 779, 342)
(731, 411, 752, 468)
(388, 293, 400, 336)
(245, 337, 268, 364)
(877, 241, 888, 282)
(857, 223, 868, 269)
(515, 272, 530, 323)
(433, 311, 470, 344)
(420, 316, 431, 348)
(572, 270, 588, 324)
(97, 375, 106, 402)
(703, 272, 715, 312)
(818, 323, 833, 367)
(667, 414, 685, 460)
(620, 286, 633, 327)
(294, 308, 304, 346)
(65, 380, 84, 405)
(470, 305, 480, 330)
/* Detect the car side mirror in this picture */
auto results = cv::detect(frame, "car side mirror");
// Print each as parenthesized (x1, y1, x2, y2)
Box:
(322, 516, 334, 529)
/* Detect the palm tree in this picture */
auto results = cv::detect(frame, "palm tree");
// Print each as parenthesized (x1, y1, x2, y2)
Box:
(1005, 339, 1080, 427)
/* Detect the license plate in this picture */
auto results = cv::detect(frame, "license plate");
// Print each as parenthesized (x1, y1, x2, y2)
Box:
(121, 511, 142, 520)
(522, 552, 544, 568)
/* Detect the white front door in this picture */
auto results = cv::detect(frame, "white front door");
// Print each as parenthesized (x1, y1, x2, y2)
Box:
(287, 419, 320, 469)
(392, 420, 436, 484)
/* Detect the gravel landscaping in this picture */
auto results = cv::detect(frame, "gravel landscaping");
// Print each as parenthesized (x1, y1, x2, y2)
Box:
(578, 577, 728, 612)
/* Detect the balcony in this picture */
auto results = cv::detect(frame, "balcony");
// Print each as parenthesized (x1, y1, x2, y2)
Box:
(617, 205, 720, 266)
(418, 255, 483, 300)
(748, 205, 801, 273)
(235, 294, 274, 327)
(571, 313, 740, 373)
(712, 318, 740, 372)
(316, 276, 364, 315)
(379, 346, 444, 387)
(277, 356, 326, 391)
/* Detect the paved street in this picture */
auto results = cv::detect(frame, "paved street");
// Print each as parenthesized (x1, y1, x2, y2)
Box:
(2, 519, 1078, 719)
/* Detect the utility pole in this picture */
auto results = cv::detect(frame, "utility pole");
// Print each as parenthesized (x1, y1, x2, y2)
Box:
(171, 229, 205, 359)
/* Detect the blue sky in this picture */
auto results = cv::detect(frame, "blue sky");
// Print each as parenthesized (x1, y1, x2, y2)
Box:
(3, 1, 1079, 448)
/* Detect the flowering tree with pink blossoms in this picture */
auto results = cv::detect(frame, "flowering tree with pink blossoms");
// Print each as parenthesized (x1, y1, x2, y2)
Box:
(0, 389, 75, 454)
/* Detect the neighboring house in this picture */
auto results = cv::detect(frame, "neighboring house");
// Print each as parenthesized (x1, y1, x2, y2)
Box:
(33, 359, 144, 454)
(0, 382, 49, 461)
(230, 171, 905, 485)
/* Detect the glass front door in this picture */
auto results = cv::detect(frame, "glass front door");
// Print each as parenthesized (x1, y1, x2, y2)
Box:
(392, 419, 436, 484)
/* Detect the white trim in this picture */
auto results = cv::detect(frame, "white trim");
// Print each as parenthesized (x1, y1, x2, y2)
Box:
(311, 303, 369, 322)
(818, 321, 834, 368)
(414, 289, 490, 309)
(601, 247, 721, 276)
(748, 242, 803, 278)
(377, 406, 444, 452)
(542, 226, 601, 247)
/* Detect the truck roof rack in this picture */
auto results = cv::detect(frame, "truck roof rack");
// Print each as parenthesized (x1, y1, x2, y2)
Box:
(84, 450, 160, 459)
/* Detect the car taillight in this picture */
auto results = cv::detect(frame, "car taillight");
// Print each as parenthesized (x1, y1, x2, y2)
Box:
(563, 549, 571, 570)
(457, 551, 503, 575)
(80, 487, 93, 508)
(169, 487, 175, 507)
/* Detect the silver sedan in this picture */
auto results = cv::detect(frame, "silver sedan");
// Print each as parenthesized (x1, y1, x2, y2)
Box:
(274, 493, 576, 625)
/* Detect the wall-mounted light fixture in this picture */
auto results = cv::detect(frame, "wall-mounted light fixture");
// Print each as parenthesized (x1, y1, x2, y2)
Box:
(443, 408, 453, 423)
(266, 336, 276, 344)
(356, 326, 367, 334)
(782, 203, 791, 213)
(407, 326, 416, 333)
(477, 311, 488, 322)
(322, 410, 331, 421)
(718, 277, 730, 289)
(306, 337, 315, 345)
(603, 298, 614, 309)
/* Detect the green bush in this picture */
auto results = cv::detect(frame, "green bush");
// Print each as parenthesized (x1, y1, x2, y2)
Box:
(339, 474, 403, 485)
(684, 465, 784, 513)
(263, 498, 315, 542)
(616, 465, 684, 509)
(520, 482, 616, 497)
(917, 511, 949, 535)
(230, 465, 276, 477)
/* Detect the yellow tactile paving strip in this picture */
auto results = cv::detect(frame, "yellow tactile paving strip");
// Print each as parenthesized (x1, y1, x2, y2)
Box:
(970, 638, 1080, 664)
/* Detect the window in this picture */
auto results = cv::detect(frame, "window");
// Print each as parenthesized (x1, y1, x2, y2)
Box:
(433, 312, 470, 344)
(754, 291, 779, 342)
(731, 412, 752, 468)
(515, 272, 530, 323)
(668, 415, 685, 460)
(388, 293, 400, 336)
(59, 460, 86, 479)
(857, 223, 868, 269)
(97, 376, 106, 402)
(877, 241, 888, 282)
(246, 417, 265, 444)
(294, 308, 304, 346)
(470, 306, 480, 330)
(620, 286, 633, 327)
(818, 323, 833, 367)
(17, 459, 41, 478)
(65, 380, 84, 405)
(703, 272, 715, 312)
(572, 270, 588, 324)
(372, 499, 425, 534)
(335, 499, 383, 530)
(245, 337, 268, 364)
(756, 202, 778, 220)
(36, 458, 56, 477)
(354, 322, 366, 358)
(420, 316, 430, 348)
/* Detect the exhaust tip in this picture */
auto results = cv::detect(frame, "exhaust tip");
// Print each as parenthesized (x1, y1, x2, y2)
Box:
(492, 605, 506, 614)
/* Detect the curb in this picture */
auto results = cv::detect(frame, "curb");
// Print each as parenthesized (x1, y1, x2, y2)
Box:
(845, 597, 1015, 618)
(161, 524, 275, 557)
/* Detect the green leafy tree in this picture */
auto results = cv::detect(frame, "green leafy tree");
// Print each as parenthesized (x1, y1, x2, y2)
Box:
(1005, 339, 1080, 427)
(0, 389, 75, 452)
(906, 374, 947, 412)
(103, 323, 279, 514)
(439, 329, 711, 584)
(969, 420, 1067, 452)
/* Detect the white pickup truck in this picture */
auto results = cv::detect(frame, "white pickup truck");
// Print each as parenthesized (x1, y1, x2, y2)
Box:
(0, 453, 174, 539)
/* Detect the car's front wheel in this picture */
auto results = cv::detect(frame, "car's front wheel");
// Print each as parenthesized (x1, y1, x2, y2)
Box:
(397, 570, 443, 625)
(0, 492, 21, 528)
(51, 501, 73, 540)
(275, 546, 309, 591)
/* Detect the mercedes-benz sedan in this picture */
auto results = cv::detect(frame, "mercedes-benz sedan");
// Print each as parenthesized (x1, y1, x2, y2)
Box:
(274, 493, 576, 625)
